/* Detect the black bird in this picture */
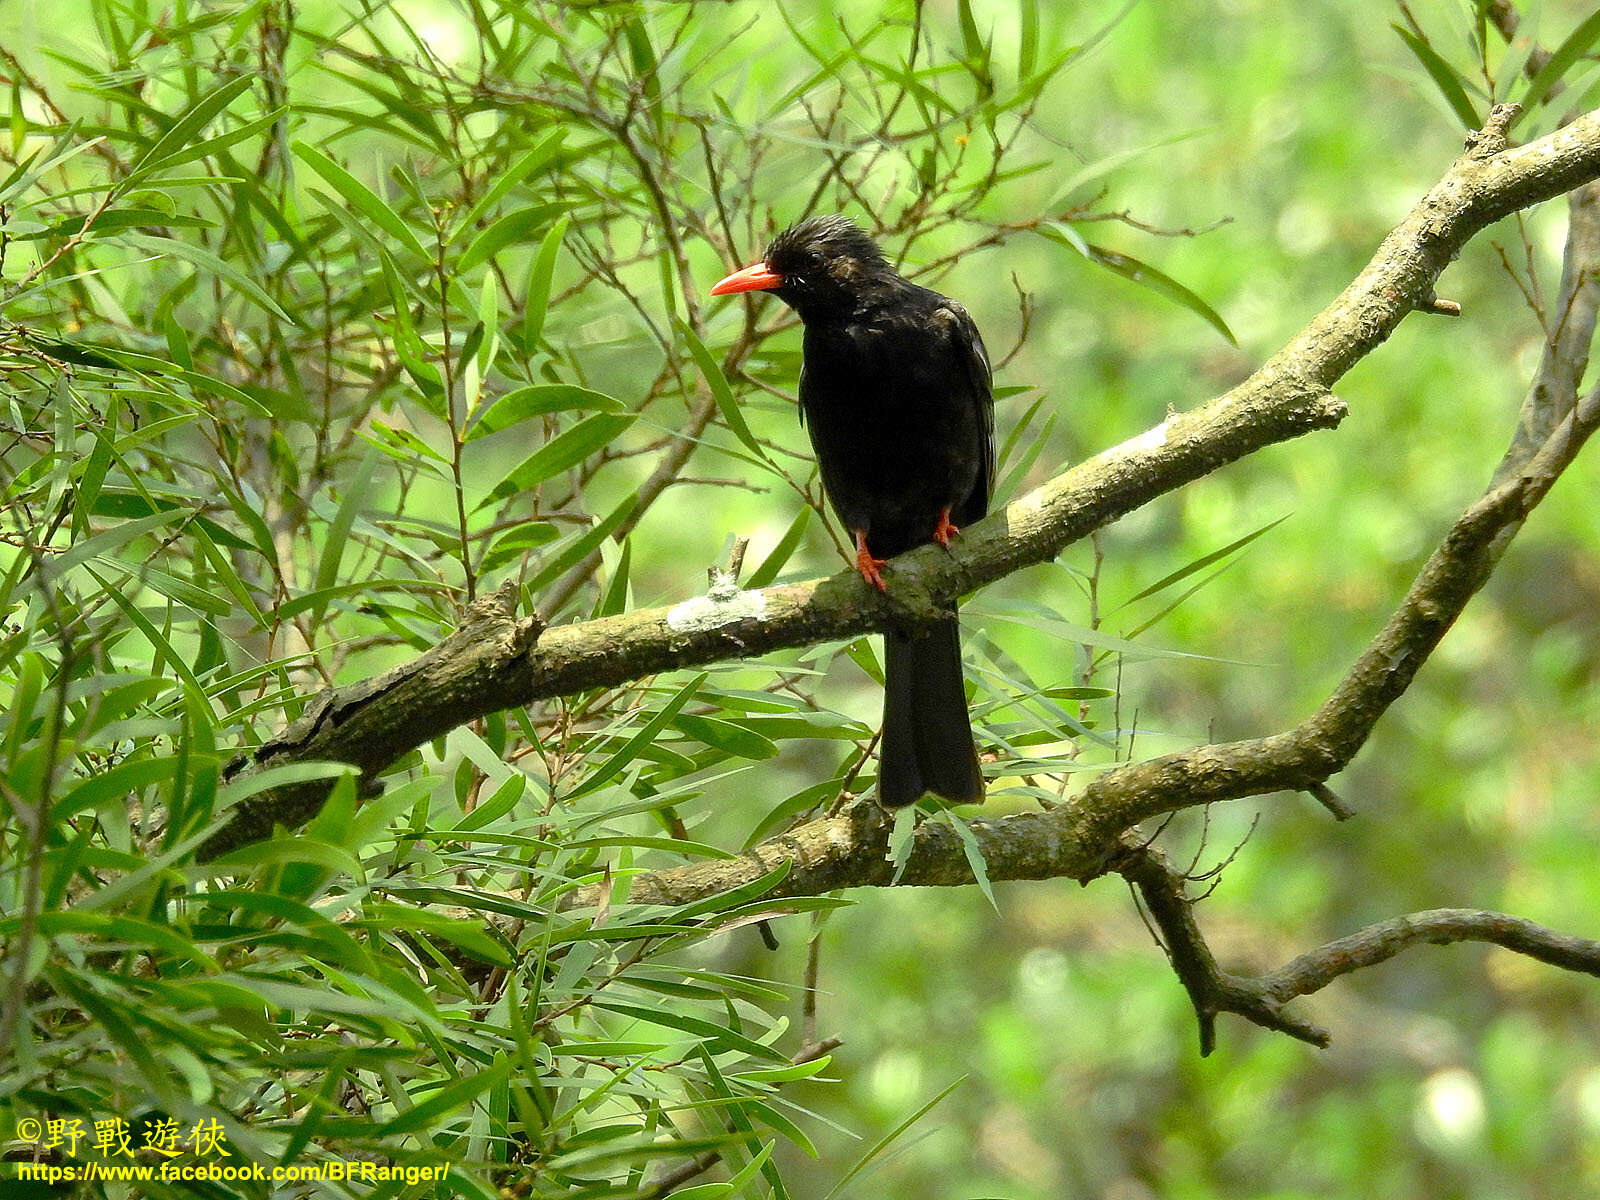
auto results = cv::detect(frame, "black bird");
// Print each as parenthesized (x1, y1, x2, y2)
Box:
(710, 216, 993, 806)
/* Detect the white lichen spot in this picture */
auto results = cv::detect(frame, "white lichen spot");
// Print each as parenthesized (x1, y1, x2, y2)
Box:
(1112, 419, 1172, 456)
(666, 589, 767, 633)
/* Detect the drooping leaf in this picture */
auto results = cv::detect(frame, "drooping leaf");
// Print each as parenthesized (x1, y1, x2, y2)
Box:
(679, 319, 771, 465)
(1073, 238, 1236, 345)
(123, 233, 297, 325)
(477, 413, 636, 507)
(1522, 9, 1600, 115)
(1392, 25, 1483, 130)
(292, 140, 429, 263)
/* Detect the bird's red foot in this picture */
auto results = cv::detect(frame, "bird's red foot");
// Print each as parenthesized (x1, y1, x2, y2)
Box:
(933, 506, 960, 548)
(854, 532, 887, 591)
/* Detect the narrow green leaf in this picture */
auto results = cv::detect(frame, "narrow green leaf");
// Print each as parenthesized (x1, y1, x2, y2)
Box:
(28, 912, 218, 969)
(1119, 560, 1235, 644)
(1083, 242, 1236, 345)
(545, 1133, 744, 1173)
(124, 73, 256, 185)
(523, 213, 569, 356)
(751, 1101, 818, 1159)
(887, 806, 917, 884)
(51, 509, 184, 577)
(466, 383, 625, 441)
(745, 506, 811, 589)
(450, 127, 566, 239)
(124, 233, 296, 325)
(597, 537, 631, 618)
(1392, 25, 1482, 129)
(292, 140, 429, 263)
(698, 1045, 789, 1196)
(160, 310, 193, 370)
(475, 268, 500, 381)
(569, 834, 736, 859)
(594, 1001, 786, 1062)
(726, 1141, 779, 1192)
(134, 108, 286, 179)
(732, 1056, 833, 1085)
(79, 589, 205, 702)
(452, 775, 526, 832)
(378, 249, 445, 403)
(1017, 0, 1038, 78)
(525, 496, 636, 594)
(569, 673, 705, 799)
(823, 1076, 966, 1199)
(674, 714, 780, 760)
(313, 445, 381, 611)
(377, 1057, 516, 1138)
(679, 319, 770, 464)
(9, 81, 24, 157)
(478, 413, 634, 507)
(943, 812, 998, 912)
(4, 653, 44, 767)
(206, 836, 364, 877)
(481, 520, 560, 573)
(978, 603, 1241, 663)
(362, 419, 452, 471)
(1042, 130, 1205, 211)
(53, 757, 181, 823)
(668, 863, 793, 920)
(459, 201, 567, 273)
(50, 972, 169, 1098)
(623, 16, 664, 138)
(214, 762, 361, 810)
(1114, 514, 1287, 610)
(1523, 10, 1600, 115)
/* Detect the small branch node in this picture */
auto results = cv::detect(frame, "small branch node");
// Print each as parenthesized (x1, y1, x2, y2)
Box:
(708, 534, 752, 597)
(1423, 295, 1463, 317)
(1307, 782, 1355, 821)
(1466, 103, 1521, 157)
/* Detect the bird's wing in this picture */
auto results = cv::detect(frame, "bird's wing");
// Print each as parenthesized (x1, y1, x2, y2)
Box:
(938, 301, 995, 511)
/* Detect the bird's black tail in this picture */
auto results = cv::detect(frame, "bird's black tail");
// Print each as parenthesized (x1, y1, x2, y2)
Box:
(879, 614, 983, 806)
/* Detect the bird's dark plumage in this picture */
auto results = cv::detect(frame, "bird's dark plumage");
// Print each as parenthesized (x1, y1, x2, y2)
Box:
(711, 215, 993, 806)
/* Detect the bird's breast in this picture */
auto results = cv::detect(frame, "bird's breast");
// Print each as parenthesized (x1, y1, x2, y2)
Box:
(798, 319, 985, 555)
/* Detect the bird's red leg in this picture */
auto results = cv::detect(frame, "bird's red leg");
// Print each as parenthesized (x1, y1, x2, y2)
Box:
(933, 506, 960, 548)
(853, 531, 887, 591)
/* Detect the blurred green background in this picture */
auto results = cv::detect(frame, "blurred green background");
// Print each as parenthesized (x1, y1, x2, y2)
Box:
(3, 0, 1599, 1197)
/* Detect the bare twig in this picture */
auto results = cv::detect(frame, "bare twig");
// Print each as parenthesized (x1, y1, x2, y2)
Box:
(1118, 841, 1600, 1054)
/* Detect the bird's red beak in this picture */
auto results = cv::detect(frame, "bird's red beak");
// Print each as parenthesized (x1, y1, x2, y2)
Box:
(710, 261, 782, 296)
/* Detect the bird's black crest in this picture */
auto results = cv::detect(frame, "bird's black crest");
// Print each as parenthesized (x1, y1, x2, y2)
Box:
(764, 215, 886, 272)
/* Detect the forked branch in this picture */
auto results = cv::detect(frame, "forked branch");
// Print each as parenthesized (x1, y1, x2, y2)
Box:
(1119, 844, 1600, 1054)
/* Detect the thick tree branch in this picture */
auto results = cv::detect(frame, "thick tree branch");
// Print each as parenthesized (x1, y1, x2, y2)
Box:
(202, 104, 1600, 860)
